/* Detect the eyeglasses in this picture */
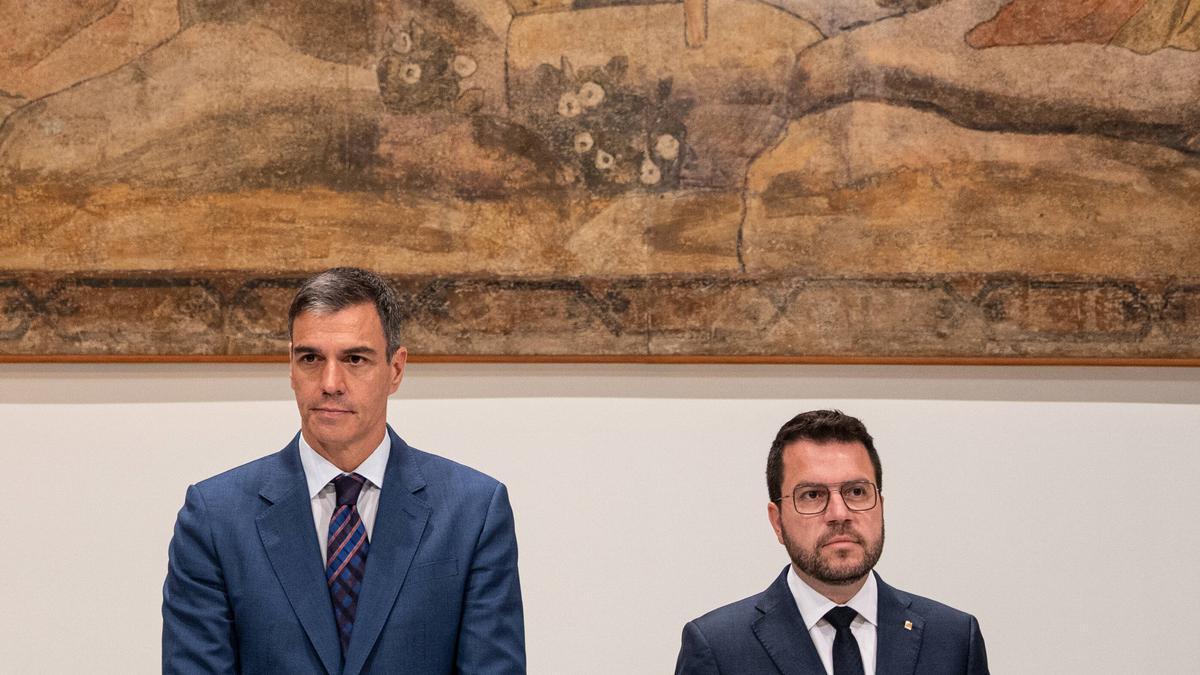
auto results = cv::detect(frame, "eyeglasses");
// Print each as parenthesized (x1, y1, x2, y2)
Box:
(775, 481, 879, 515)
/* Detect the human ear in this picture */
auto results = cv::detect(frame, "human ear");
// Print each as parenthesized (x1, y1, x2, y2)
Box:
(767, 501, 785, 545)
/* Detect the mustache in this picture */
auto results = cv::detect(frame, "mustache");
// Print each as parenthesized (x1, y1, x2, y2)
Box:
(817, 523, 865, 547)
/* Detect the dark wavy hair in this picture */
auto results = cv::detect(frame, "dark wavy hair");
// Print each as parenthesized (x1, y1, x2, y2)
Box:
(766, 410, 882, 502)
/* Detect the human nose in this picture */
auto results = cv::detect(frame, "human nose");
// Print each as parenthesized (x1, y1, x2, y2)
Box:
(824, 490, 852, 520)
(320, 360, 346, 395)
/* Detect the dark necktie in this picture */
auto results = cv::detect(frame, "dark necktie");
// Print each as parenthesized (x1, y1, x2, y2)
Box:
(326, 473, 370, 652)
(824, 606, 866, 675)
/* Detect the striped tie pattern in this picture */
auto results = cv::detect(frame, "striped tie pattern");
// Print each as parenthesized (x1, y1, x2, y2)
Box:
(326, 473, 370, 652)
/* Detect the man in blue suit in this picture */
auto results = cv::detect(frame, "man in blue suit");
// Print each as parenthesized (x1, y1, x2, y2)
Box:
(163, 267, 524, 674)
(676, 410, 988, 674)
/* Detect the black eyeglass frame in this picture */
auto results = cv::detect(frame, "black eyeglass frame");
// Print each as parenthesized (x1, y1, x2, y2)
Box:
(773, 480, 881, 515)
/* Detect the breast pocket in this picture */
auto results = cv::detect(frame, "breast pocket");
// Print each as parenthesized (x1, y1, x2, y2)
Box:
(406, 557, 458, 584)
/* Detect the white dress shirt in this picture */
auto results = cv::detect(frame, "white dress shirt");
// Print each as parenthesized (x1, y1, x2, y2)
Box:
(787, 566, 879, 675)
(298, 432, 390, 565)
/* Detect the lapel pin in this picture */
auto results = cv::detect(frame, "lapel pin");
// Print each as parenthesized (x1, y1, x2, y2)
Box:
(904, 621, 913, 631)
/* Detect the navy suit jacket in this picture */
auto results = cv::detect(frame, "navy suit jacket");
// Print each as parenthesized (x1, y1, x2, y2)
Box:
(162, 427, 524, 674)
(676, 567, 988, 674)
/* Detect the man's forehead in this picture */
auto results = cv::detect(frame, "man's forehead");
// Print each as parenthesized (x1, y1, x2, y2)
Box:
(782, 439, 872, 477)
(291, 303, 386, 343)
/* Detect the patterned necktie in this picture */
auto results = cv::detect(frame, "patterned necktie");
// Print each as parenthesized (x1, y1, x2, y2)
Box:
(824, 606, 866, 675)
(326, 473, 370, 652)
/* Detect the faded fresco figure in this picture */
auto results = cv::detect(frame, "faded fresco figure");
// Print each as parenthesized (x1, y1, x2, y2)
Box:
(967, 0, 1200, 53)
(0, 0, 1198, 359)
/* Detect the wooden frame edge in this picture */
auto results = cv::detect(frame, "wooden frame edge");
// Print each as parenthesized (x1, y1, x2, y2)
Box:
(2, 354, 1198, 366)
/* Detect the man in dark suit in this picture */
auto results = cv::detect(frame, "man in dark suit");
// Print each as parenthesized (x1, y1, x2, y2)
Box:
(163, 267, 524, 674)
(676, 410, 988, 674)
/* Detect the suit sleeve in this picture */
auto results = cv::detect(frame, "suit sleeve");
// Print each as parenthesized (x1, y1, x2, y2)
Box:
(455, 482, 526, 674)
(967, 614, 990, 674)
(676, 621, 721, 675)
(162, 484, 238, 674)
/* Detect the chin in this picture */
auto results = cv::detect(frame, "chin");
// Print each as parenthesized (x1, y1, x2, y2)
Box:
(828, 554, 863, 568)
(307, 424, 352, 444)
(828, 573, 869, 586)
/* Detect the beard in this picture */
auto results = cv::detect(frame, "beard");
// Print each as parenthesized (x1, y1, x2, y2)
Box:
(781, 520, 885, 586)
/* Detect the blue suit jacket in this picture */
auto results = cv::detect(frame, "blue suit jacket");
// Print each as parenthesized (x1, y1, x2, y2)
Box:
(676, 567, 988, 674)
(162, 427, 525, 674)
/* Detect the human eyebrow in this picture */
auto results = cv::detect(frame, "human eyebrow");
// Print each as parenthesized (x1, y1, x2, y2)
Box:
(793, 479, 871, 488)
(291, 344, 321, 357)
(341, 346, 378, 357)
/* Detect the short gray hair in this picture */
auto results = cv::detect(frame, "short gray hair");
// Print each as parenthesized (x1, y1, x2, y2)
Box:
(287, 267, 403, 359)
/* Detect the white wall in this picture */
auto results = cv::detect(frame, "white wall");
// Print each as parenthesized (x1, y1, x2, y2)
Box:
(2, 363, 1198, 673)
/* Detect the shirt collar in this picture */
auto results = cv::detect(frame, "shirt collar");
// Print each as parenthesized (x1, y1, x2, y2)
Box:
(298, 431, 391, 499)
(786, 565, 879, 630)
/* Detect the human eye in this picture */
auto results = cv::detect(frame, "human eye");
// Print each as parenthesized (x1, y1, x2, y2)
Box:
(795, 487, 827, 503)
(346, 354, 368, 365)
(845, 483, 869, 498)
(297, 353, 319, 364)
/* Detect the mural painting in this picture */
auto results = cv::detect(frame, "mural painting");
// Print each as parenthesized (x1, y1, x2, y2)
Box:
(1, 0, 1198, 359)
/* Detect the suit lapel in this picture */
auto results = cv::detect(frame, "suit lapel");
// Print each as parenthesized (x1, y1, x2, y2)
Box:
(874, 573, 924, 675)
(256, 439, 342, 675)
(342, 429, 432, 675)
(752, 567, 827, 675)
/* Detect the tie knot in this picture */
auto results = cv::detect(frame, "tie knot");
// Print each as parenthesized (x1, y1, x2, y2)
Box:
(332, 473, 367, 507)
(824, 606, 859, 630)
